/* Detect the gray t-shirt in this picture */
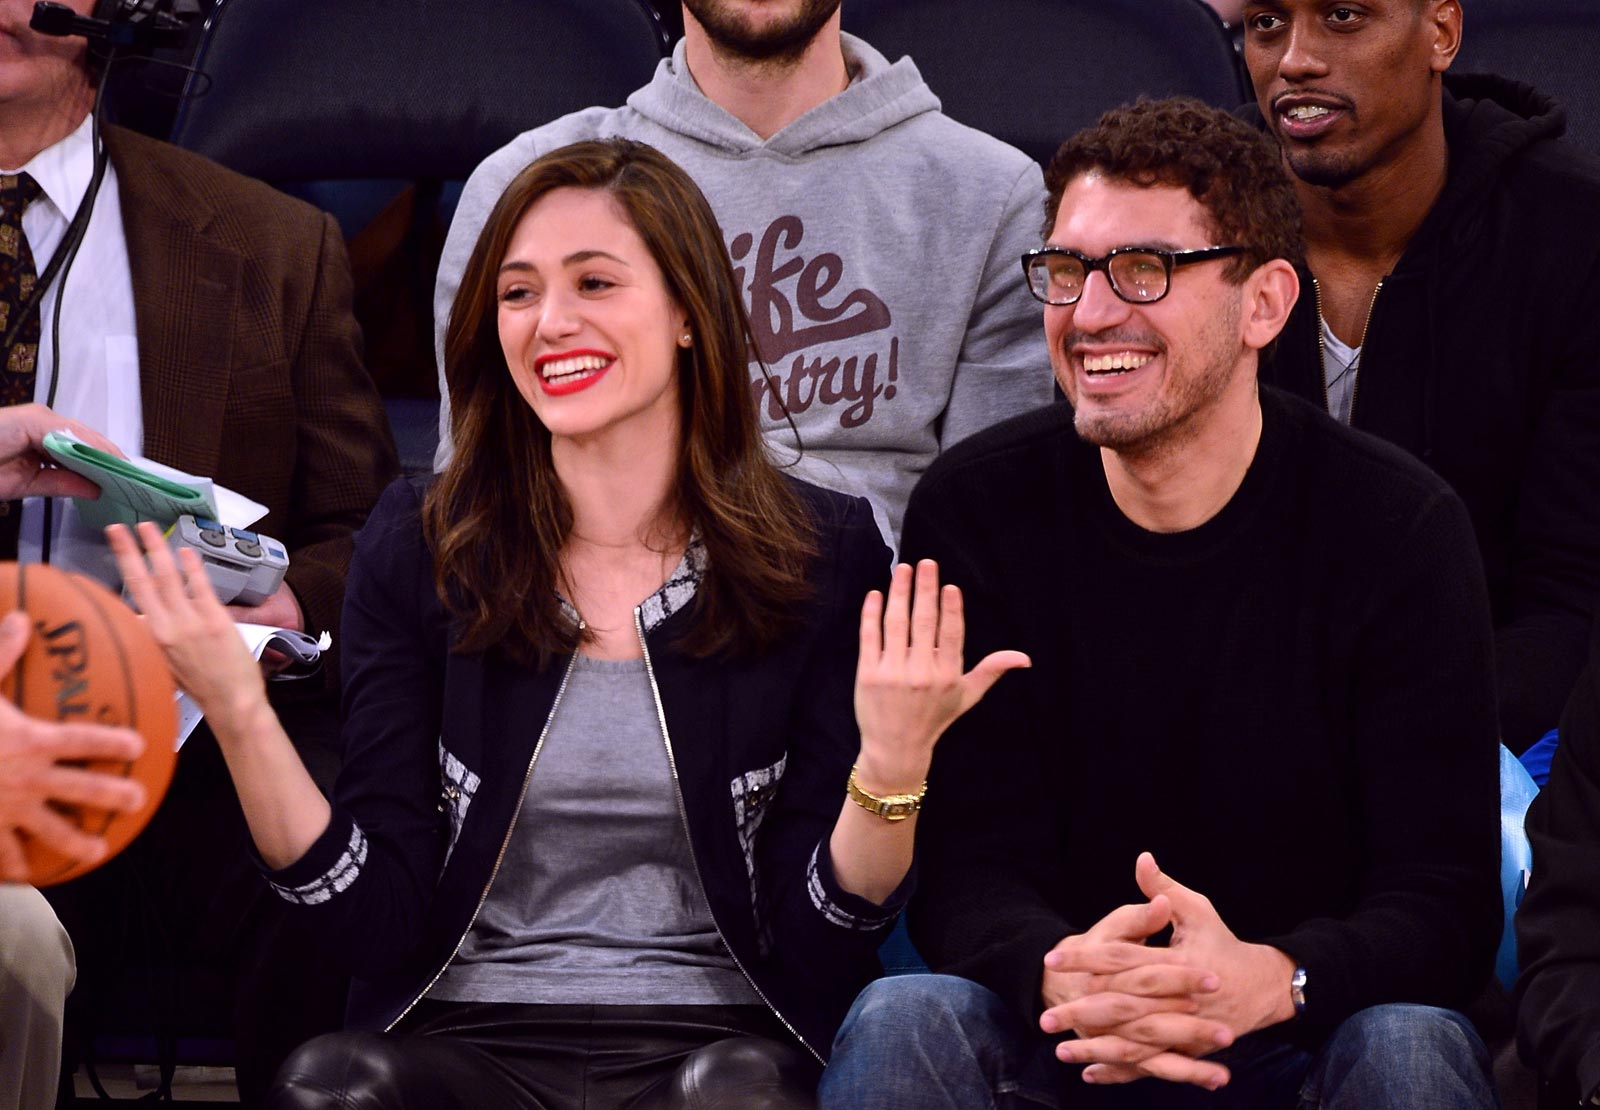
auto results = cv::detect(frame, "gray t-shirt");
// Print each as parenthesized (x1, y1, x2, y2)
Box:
(428, 653, 760, 1006)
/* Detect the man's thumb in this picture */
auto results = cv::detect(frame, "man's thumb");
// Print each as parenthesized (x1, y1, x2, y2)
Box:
(1136, 851, 1181, 902)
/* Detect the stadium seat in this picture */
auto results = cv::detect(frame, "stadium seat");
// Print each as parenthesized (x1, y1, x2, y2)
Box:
(1454, 0, 1600, 160)
(840, 0, 1250, 167)
(167, 0, 670, 472)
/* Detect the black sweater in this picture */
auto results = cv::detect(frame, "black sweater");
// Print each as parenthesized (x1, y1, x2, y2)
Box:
(902, 388, 1502, 1048)
(1260, 74, 1600, 753)
(1516, 614, 1600, 1102)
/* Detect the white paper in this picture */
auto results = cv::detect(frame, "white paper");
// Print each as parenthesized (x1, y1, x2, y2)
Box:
(174, 625, 332, 749)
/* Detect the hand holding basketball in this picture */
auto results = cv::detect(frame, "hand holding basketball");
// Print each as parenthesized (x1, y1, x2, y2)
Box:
(0, 564, 179, 886)
(0, 612, 149, 881)
(106, 522, 269, 733)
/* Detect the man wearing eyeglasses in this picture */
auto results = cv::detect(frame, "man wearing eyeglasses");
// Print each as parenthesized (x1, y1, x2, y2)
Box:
(818, 97, 1500, 1109)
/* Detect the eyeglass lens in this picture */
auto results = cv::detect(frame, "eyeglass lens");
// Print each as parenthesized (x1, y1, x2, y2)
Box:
(1029, 251, 1169, 305)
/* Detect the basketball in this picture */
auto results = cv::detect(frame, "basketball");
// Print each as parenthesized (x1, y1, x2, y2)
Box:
(0, 562, 178, 886)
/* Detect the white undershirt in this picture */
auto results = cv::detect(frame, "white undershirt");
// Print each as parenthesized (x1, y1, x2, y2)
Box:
(1319, 314, 1360, 427)
(4, 114, 141, 584)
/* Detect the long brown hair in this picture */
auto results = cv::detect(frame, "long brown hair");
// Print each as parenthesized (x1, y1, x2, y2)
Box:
(426, 138, 816, 666)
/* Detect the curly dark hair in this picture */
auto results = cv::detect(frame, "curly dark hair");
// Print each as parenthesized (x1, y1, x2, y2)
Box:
(1043, 97, 1304, 282)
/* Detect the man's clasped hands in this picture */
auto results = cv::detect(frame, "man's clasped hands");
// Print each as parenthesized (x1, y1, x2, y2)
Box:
(1040, 852, 1300, 1091)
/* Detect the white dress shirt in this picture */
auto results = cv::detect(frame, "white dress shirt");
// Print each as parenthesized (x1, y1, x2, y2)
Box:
(3, 113, 141, 583)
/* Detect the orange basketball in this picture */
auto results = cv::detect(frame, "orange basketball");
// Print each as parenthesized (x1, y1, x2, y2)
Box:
(0, 562, 178, 886)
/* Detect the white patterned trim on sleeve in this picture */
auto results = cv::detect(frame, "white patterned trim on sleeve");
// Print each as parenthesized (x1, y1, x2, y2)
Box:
(268, 825, 368, 906)
(805, 844, 896, 932)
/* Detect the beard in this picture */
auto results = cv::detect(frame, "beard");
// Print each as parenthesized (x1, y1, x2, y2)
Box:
(1280, 145, 1368, 189)
(1067, 298, 1243, 457)
(681, 0, 843, 65)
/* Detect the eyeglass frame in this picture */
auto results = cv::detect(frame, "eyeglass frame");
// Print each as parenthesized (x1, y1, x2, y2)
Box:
(1020, 245, 1246, 306)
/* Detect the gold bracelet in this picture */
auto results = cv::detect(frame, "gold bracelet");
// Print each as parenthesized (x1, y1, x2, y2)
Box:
(846, 765, 927, 822)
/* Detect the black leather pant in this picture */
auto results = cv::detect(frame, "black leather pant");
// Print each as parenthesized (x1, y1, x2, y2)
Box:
(267, 1001, 818, 1109)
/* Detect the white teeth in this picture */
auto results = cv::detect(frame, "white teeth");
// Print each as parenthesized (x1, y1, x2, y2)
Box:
(1082, 351, 1155, 374)
(540, 354, 610, 380)
(1286, 105, 1332, 121)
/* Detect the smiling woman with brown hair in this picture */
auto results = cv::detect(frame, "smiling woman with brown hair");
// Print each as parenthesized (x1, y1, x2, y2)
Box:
(105, 138, 1027, 1109)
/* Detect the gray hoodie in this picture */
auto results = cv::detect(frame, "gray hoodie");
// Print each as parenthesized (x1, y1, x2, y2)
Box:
(433, 34, 1051, 545)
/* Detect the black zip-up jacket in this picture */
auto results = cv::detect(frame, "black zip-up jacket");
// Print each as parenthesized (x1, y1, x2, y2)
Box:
(256, 476, 898, 1060)
(1260, 74, 1600, 753)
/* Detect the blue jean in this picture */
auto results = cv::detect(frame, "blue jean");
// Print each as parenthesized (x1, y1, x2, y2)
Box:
(818, 975, 1499, 1110)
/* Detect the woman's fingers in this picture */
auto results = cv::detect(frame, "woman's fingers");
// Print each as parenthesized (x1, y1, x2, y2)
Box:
(908, 559, 940, 662)
(134, 521, 193, 615)
(880, 562, 913, 663)
(105, 523, 161, 616)
(936, 581, 962, 663)
(857, 589, 884, 673)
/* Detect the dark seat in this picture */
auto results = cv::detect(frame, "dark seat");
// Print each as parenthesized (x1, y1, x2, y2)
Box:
(1453, 0, 1600, 160)
(170, 0, 667, 187)
(167, 0, 669, 471)
(840, 0, 1249, 167)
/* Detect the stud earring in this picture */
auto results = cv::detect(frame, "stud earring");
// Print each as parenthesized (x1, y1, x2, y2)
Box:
(679, 331, 693, 348)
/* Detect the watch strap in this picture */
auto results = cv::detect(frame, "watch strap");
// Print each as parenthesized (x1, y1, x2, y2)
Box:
(1290, 966, 1308, 1016)
(845, 766, 927, 822)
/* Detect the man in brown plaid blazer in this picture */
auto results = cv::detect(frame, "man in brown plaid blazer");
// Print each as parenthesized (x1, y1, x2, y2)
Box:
(106, 121, 397, 681)
(0, 3, 397, 1105)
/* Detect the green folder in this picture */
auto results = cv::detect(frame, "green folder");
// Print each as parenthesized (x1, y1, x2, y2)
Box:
(42, 431, 217, 529)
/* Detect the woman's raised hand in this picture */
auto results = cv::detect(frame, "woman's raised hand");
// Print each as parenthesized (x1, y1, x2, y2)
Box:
(106, 522, 269, 735)
(852, 560, 1030, 786)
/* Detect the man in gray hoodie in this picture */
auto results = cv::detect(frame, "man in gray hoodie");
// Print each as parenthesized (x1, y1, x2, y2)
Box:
(432, 0, 1052, 545)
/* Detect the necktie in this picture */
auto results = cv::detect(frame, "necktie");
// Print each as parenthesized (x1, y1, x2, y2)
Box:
(0, 172, 44, 557)
(0, 172, 44, 404)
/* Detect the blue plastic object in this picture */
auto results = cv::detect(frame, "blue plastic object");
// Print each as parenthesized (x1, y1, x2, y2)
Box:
(1519, 728, 1559, 788)
(1498, 743, 1539, 989)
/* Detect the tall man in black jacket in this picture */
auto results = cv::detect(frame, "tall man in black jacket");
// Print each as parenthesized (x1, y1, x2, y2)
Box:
(1243, 0, 1600, 753)
(817, 98, 1501, 1110)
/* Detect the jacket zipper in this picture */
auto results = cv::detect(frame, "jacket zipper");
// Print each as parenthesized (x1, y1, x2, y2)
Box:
(634, 607, 823, 1065)
(384, 641, 583, 1032)
(1310, 274, 1383, 424)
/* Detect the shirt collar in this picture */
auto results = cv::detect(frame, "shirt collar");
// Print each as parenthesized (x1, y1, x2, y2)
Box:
(17, 113, 97, 225)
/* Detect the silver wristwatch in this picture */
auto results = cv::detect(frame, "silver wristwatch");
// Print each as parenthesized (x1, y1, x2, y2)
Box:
(1290, 966, 1308, 1016)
